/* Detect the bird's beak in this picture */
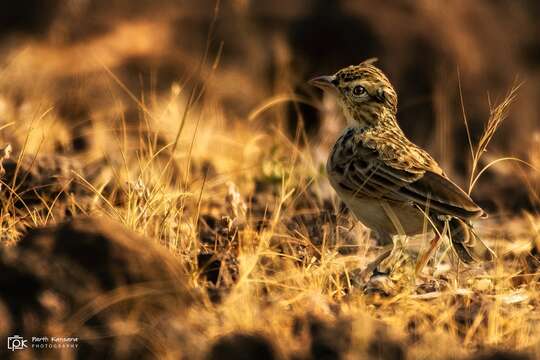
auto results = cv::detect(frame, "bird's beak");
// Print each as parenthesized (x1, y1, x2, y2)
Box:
(308, 75, 337, 91)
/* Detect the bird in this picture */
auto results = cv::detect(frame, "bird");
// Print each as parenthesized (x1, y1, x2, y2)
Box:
(309, 59, 494, 275)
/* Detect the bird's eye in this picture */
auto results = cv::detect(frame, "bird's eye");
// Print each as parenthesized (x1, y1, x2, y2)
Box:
(352, 85, 365, 96)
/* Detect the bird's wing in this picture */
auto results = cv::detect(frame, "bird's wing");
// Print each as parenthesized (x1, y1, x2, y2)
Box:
(329, 127, 485, 220)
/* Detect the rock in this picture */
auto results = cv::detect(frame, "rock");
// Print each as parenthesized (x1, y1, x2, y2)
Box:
(473, 350, 532, 360)
(197, 214, 240, 303)
(291, 314, 352, 360)
(0, 153, 85, 208)
(368, 334, 406, 360)
(0, 216, 194, 358)
(207, 333, 278, 360)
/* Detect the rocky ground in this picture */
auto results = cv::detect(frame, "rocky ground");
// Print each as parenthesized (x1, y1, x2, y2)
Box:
(1, 2, 540, 358)
(1, 130, 539, 359)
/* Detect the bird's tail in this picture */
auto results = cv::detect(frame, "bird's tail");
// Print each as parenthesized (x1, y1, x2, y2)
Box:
(448, 218, 495, 263)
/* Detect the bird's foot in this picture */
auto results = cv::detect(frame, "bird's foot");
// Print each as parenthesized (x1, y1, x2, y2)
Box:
(372, 267, 390, 277)
(364, 270, 397, 296)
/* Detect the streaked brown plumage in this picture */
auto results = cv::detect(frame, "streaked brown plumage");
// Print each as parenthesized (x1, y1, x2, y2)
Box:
(310, 59, 493, 273)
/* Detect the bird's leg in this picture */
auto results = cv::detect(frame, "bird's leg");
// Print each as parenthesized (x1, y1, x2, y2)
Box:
(415, 233, 442, 275)
(365, 234, 403, 295)
(357, 248, 392, 280)
(376, 235, 405, 274)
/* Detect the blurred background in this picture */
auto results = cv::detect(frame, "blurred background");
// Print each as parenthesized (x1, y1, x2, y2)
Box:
(0, 0, 539, 213)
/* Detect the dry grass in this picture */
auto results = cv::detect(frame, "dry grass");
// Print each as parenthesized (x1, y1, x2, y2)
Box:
(0, 65, 539, 359)
(1, 3, 540, 358)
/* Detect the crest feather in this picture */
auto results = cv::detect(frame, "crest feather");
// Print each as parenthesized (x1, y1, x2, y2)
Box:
(360, 58, 379, 66)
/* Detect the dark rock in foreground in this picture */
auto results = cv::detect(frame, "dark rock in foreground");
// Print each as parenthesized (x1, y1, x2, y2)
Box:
(0, 216, 194, 359)
(207, 333, 278, 360)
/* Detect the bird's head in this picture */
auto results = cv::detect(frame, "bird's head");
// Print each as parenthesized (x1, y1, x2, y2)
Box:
(309, 59, 397, 127)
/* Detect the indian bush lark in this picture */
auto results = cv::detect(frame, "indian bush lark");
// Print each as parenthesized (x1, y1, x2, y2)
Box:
(309, 59, 494, 275)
